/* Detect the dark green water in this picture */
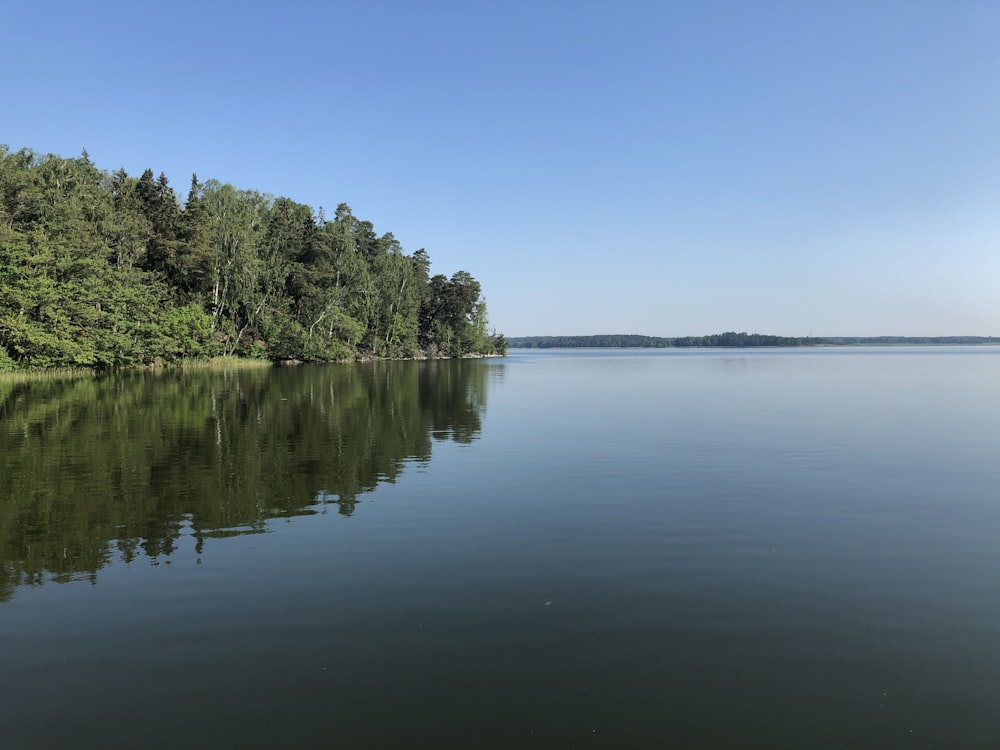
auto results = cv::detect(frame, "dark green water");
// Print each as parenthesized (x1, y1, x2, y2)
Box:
(2, 349, 1000, 749)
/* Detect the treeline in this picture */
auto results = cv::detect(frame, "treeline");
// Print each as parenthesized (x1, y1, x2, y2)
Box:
(511, 334, 675, 348)
(508, 332, 816, 348)
(821, 336, 998, 345)
(0, 145, 505, 370)
(509, 333, 999, 348)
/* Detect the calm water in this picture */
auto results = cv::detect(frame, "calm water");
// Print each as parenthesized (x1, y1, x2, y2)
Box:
(2, 348, 1000, 749)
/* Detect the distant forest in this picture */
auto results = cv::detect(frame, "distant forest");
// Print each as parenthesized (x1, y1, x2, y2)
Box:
(508, 333, 999, 348)
(0, 145, 505, 371)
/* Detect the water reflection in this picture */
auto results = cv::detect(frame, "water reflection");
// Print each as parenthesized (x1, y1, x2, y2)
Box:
(0, 360, 497, 600)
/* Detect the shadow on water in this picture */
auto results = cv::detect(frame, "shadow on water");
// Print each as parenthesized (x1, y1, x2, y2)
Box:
(0, 359, 500, 600)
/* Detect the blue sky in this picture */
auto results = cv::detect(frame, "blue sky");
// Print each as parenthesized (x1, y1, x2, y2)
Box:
(5, 0, 998, 336)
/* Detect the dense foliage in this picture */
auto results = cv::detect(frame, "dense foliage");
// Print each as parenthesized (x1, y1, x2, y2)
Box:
(0, 146, 505, 370)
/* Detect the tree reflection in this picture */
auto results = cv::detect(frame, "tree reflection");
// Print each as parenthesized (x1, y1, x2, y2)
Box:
(0, 359, 499, 600)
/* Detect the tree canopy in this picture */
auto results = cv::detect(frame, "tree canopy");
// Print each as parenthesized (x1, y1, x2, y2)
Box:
(0, 145, 505, 370)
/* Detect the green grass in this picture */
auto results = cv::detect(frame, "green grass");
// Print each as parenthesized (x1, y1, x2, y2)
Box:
(0, 367, 98, 383)
(0, 356, 275, 381)
(176, 356, 275, 370)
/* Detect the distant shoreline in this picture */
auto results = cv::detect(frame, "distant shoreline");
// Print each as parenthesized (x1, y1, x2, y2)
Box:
(507, 333, 1000, 349)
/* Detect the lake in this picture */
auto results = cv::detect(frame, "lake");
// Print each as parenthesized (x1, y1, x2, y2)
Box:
(2, 348, 1000, 749)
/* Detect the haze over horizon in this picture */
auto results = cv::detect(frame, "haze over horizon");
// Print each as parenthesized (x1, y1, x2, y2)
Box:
(6, 1, 998, 338)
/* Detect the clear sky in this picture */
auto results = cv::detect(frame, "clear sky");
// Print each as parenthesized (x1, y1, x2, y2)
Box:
(5, 0, 998, 337)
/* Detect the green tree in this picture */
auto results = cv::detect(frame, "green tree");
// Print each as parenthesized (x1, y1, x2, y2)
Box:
(0, 144, 504, 368)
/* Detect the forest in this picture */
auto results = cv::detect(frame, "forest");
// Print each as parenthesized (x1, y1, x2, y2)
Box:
(0, 145, 506, 371)
(508, 333, 1000, 348)
(508, 333, 817, 348)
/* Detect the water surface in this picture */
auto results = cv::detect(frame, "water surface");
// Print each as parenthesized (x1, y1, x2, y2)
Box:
(2, 349, 999, 748)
